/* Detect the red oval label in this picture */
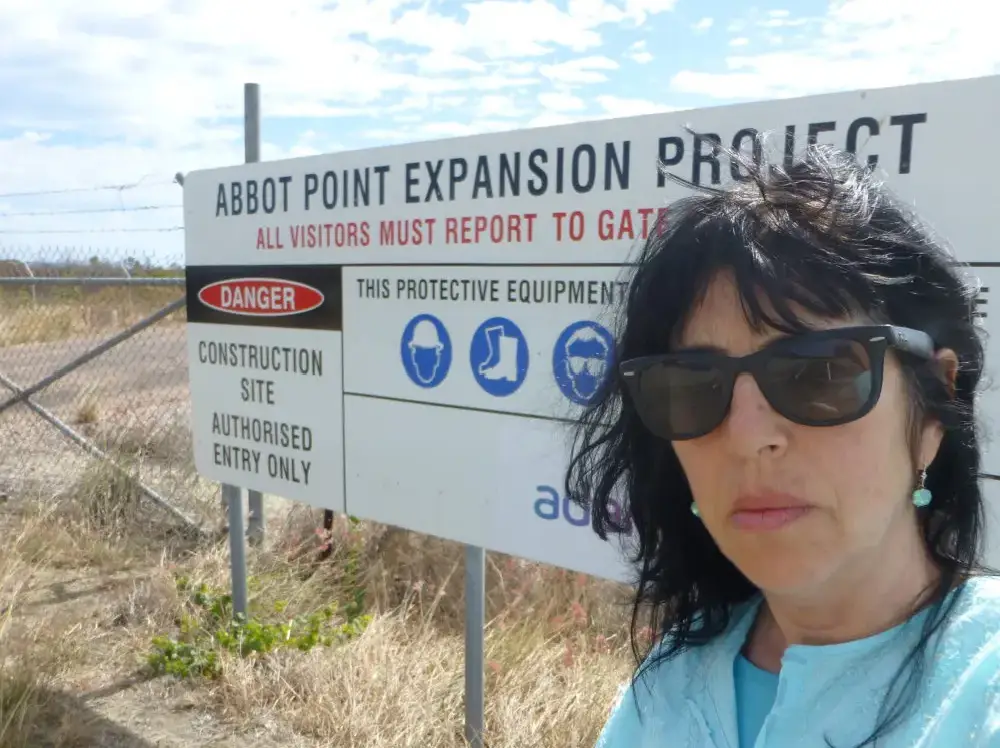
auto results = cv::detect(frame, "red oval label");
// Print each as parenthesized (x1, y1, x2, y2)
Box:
(197, 278, 324, 317)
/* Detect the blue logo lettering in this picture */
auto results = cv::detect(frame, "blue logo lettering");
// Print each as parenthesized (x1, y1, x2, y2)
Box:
(533, 484, 632, 533)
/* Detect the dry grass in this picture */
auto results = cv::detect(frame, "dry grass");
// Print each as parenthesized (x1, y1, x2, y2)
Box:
(0, 292, 184, 347)
(73, 400, 99, 426)
(0, 503, 111, 748)
(0, 287, 637, 744)
(0, 463, 637, 747)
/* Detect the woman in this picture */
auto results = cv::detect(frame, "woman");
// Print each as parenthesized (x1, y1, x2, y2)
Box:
(566, 142, 1000, 747)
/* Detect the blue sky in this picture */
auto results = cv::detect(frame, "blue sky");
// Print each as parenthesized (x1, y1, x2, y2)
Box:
(0, 0, 994, 265)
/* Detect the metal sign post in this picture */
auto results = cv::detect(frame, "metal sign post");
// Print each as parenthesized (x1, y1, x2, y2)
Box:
(243, 81, 266, 548)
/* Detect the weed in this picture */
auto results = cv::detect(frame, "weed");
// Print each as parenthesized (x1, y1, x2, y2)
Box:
(75, 457, 143, 537)
(73, 399, 99, 425)
(0, 666, 46, 747)
(146, 575, 372, 680)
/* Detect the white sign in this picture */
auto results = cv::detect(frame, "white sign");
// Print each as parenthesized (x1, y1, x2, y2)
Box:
(185, 271, 347, 514)
(184, 74, 1000, 579)
(186, 75, 1000, 267)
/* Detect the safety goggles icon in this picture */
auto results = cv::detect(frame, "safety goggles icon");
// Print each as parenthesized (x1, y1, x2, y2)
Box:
(568, 355, 607, 376)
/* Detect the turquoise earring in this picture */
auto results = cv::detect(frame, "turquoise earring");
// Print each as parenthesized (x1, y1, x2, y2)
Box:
(913, 469, 932, 508)
(690, 502, 700, 518)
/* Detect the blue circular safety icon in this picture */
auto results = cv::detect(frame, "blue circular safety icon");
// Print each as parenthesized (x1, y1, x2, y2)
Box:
(401, 313, 452, 388)
(469, 317, 529, 397)
(552, 320, 614, 405)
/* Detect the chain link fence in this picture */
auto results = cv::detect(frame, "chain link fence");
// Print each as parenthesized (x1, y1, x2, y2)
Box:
(0, 245, 218, 530)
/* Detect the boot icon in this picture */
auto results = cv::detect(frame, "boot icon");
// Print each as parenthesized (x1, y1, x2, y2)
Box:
(470, 317, 528, 397)
(478, 325, 520, 382)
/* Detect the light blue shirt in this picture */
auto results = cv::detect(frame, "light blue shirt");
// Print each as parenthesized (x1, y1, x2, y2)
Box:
(595, 575, 1000, 747)
(734, 655, 778, 747)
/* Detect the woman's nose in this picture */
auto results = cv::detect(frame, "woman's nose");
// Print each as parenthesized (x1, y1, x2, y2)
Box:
(722, 372, 788, 458)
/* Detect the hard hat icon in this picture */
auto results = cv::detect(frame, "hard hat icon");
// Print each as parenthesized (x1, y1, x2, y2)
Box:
(409, 319, 444, 351)
(402, 314, 451, 389)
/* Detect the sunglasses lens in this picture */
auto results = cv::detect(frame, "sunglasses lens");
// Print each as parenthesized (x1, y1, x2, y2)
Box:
(625, 334, 878, 440)
(762, 338, 873, 423)
(631, 361, 731, 439)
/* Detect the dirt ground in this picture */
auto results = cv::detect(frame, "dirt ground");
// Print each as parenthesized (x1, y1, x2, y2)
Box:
(2, 499, 318, 747)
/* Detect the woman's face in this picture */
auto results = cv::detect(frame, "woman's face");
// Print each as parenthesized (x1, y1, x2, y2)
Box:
(671, 272, 946, 597)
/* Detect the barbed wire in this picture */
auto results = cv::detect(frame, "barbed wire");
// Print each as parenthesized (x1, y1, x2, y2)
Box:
(0, 175, 179, 200)
(0, 227, 183, 235)
(0, 204, 182, 218)
(0, 176, 185, 237)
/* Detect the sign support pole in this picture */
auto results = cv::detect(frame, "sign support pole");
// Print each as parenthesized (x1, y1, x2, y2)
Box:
(243, 81, 266, 548)
(220, 81, 262, 619)
(224, 482, 249, 616)
(465, 544, 486, 748)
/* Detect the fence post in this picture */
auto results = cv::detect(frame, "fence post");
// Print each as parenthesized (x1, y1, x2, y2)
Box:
(15, 260, 35, 305)
(244, 80, 266, 548)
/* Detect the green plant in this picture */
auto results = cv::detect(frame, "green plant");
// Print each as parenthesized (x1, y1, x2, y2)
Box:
(147, 635, 221, 678)
(340, 518, 367, 620)
(146, 576, 372, 680)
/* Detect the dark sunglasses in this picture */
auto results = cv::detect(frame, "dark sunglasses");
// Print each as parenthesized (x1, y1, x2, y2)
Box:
(619, 325, 935, 441)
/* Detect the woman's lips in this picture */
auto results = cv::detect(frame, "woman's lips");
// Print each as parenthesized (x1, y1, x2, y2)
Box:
(730, 492, 813, 531)
(730, 506, 813, 531)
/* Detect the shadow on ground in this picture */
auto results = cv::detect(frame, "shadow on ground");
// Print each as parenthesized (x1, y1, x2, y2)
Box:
(4, 686, 158, 748)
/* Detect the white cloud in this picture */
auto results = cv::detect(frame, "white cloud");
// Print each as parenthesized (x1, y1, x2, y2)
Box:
(526, 111, 584, 128)
(371, 0, 608, 59)
(418, 120, 517, 137)
(730, 37, 749, 47)
(595, 95, 676, 117)
(538, 92, 587, 111)
(359, 128, 417, 143)
(477, 95, 527, 118)
(540, 56, 620, 84)
(416, 51, 487, 74)
(627, 40, 653, 64)
(672, 0, 1000, 101)
(0, 0, 680, 149)
(620, 0, 679, 24)
(692, 17, 713, 31)
(361, 117, 521, 145)
(502, 61, 538, 76)
(288, 130, 346, 158)
(758, 16, 807, 28)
